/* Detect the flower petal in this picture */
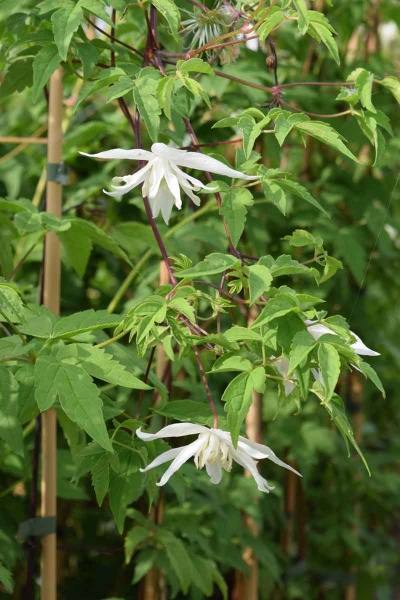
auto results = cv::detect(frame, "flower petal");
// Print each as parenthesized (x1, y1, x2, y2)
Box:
(136, 423, 207, 441)
(79, 148, 154, 161)
(157, 438, 204, 486)
(237, 438, 302, 477)
(164, 165, 182, 209)
(205, 461, 223, 484)
(103, 163, 153, 197)
(350, 331, 380, 356)
(139, 447, 183, 473)
(175, 151, 259, 180)
(306, 321, 335, 340)
(274, 357, 296, 396)
(231, 448, 274, 493)
(151, 143, 186, 161)
(148, 160, 164, 199)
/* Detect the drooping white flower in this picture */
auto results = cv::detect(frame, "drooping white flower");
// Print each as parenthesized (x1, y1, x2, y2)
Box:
(136, 423, 300, 492)
(276, 321, 380, 397)
(80, 143, 258, 224)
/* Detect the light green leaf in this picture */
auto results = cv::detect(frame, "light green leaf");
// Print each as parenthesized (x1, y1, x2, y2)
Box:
(293, 0, 309, 34)
(156, 76, 175, 120)
(318, 343, 340, 401)
(0, 562, 13, 594)
(276, 178, 329, 216)
(0, 59, 33, 99)
(359, 361, 385, 397)
(222, 367, 266, 446)
(211, 353, 253, 373)
(152, 0, 180, 39)
(308, 21, 339, 65)
(51, 5, 83, 61)
(176, 253, 239, 278)
(248, 264, 273, 305)
(294, 120, 360, 163)
(177, 58, 214, 75)
(125, 526, 149, 564)
(34, 355, 112, 451)
(75, 41, 98, 79)
(220, 188, 254, 247)
(258, 8, 286, 41)
(32, 44, 62, 103)
(109, 440, 142, 532)
(152, 400, 216, 426)
(52, 309, 121, 339)
(133, 71, 162, 142)
(251, 293, 299, 328)
(356, 69, 375, 112)
(157, 529, 194, 593)
(0, 370, 24, 456)
(283, 229, 323, 248)
(106, 77, 136, 102)
(0, 283, 25, 322)
(379, 76, 400, 104)
(288, 331, 316, 373)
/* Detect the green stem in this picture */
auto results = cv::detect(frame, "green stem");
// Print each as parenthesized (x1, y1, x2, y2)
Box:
(94, 330, 129, 348)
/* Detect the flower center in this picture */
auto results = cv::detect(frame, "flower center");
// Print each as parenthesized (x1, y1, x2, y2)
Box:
(194, 432, 233, 472)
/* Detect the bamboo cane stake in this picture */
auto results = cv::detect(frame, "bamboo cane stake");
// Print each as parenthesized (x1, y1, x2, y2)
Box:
(141, 261, 169, 600)
(232, 307, 262, 600)
(41, 67, 63, 600)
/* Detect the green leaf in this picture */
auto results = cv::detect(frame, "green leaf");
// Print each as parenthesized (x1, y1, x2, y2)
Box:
(324, 395, 370, 475)
(32, 44, 62, 103)
(294, 120, 360, 163)
(318, 343, 340, 401)
(157, 529, 194, 593)
(34, 355, 112, 451)
(379, 76, 400, 104)
(308, 21, 339, 65)
(211, 353, 253, 373)
(0, 283, 25, 322)
(125, 526, 149, 564)
(152, 400, 216, 426)
(91, 453, 110, 506)
(106, 77, 136, 102)
(176, 253, 239, 278)
(51, 4, 83, 61)
(359, 361, 385, 397)
(251, 293, 299, 328)
(75, 41, 98, 79)
(222, 367, 266, 446)
(152, 0, 180, 39)
(283, 229, 323, 248)
(52, 309, 121, 339)
(224, 326, 262, 343)
(294, 0, 309, 33)
(109, 439, 142, 532)
(355, 69, 375, 113)
(260, 254, 315, 278)
(177, 58, 214, 75)
(220, 188, 254, 247)
(318, 255, 343, 284)
(156, 76, 175, 120)
(63, 218, 131, 266)
(288, 331, 317, 373)
(262, 178, 287, 214)
(275, 178, 329, 216)
(133, 70, 162, 142)
(0, 59, 33, 99)
(258, 8, 286, 41)
(248, 264, 273, 304)
(0, 370, 24, 456)
(0, 562, 13, 594)
(72, 344, 151, 390)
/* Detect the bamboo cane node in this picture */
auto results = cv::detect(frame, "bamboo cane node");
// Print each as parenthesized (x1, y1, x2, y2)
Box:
(47, 162, 69, 185)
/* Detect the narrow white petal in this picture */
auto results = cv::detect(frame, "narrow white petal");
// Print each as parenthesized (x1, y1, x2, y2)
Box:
(205, 461, 223, 484)
(175, 152, 259, 180)
(136, 423, 207, 441)
(103, 163, 152, 197)
(79, 148, 154, 161)
(231, 448, 274, 493)
(237, 438, 302, 477)
(170, 164, 208, 191)
(274, 357, 296, 396)
(177, 178, 201, 206)
(139, 447, 182, 473)
(350, 331, 380, 356)
(151, 143, 186, 161)
(157, 438, 204, 486)
(164, 165, 182, 209)
(160, 193, 176, 224)
(148, 160, 164, 199)
(152, 180, 176, 224)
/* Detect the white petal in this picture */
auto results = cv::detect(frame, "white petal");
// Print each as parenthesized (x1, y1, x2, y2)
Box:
(160, 192, 175, 224)
(350, 331, 380, 356)
(231, 448, 274, 493)
(164, 165, 182, 209)
(157, 438, 204, 486)
(104, 163, 152, 197)
(139, 447, 183, 473)
(237, 438, 302, 477)
(170, 164, 209, 191)
(205, 461, 223, 484)
(136, 423, 207, 441)
(177, 178, 202, 206)
(274, 357, 296, 396)
(174, 151, 259, 180)
(152, 181, 177, 224)
(307, 322, 335, 340)
(79, 148, 154, 161)
(148, 160, 164, 199)
(311, 368, 323, 383)
(151, 143, 187, 161)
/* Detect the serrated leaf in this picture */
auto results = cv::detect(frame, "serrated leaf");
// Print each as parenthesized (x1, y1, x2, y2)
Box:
(177, 58, 214, 75)
(222, 367, 266, 446)
(157, 529, 194, 593)
(294, 0, 309, 34)
(106, 77, 135, 102)
(51, 5, 83, 61)
(294, 120, 360, 163)
(133, 72, 161, 142)
(262, 178, 287, 214)
(359, 361, 385, 397)
(288, 330, 316, 373)
(176, 253, 239, 278)
(109, 439, 143, 532)
(251, 293, 299, 328)
(52, 309, 121, 339)
(308, 21, 339, 65)
(355, 69, 375, 113)
(152, 0, 180, 39)
(156, 76, 175, 120)
(318, 343, 340, 401)
(276, 178, 329, 216)
(125, 526, 149, 564)
(32, 44, 62, 103)
(0, 370, 24, 456)
(75, 40, 98, 79)
(0, 562, 13, 594)
(220, 188, 254, 247)
(169, 298, 195, 324)
(34, 355, 112, 451)
(283, 229, 323, 248)
(152, 400, 217, 426)
(211, 353, 253, 373)
(258, 8, 285, 41)
(92, 453, 110, 506)
(0, 284, 25, 322)
(379, 76, 400, 104)
(248, 264, 272, 304)
(0, 59, 33, 99)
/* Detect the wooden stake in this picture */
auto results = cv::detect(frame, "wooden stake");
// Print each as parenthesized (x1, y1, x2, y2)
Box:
(232, 307, 262, 600)
(41, 67, 63, 600)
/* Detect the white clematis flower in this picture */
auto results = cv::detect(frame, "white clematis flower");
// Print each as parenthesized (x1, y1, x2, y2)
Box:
(80, 143, 259, 224)
(276, 321, 379, 397)
(136, 423, 300, 492)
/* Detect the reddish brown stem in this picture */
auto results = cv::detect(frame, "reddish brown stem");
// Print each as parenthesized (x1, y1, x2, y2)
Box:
(193, 345, 218, 429)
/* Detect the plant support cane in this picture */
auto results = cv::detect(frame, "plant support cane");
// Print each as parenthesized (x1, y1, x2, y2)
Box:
(41, 67, 63, 600)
